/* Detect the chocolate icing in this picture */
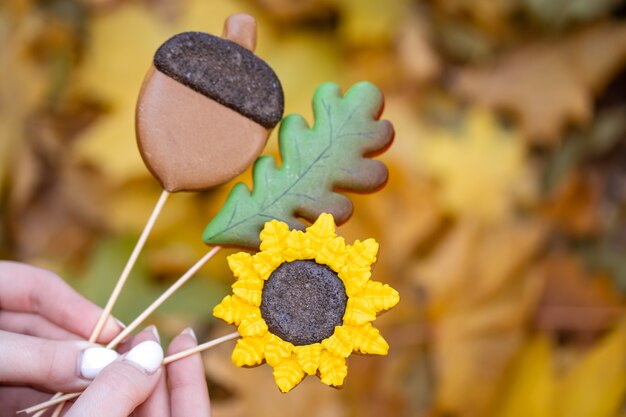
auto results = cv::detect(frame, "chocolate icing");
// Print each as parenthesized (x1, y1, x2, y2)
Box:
(261, 260, 347, 346)
(154, 31, 284, 129)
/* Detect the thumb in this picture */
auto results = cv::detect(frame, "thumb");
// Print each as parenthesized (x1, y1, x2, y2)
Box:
(65, 340, 163, 417)
(0, 330, 118, 392)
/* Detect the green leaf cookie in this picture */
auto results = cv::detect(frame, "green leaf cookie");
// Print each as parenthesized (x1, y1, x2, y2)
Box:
(203, 81, 394, 249)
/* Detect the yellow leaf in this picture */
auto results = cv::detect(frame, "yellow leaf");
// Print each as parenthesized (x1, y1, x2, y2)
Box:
(494, 335, 554, 417)
(556, 322, 626, 417)
(417, 107, 534, 222)
(334, 0, 411, 47)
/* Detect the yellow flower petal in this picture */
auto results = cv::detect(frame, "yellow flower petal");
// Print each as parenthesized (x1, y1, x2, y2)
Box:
(263, 333, 294, 367)
(232, 337, 265, 367)
(319, 350, 347, 387)
(358, 280, 400, 312)
(293, 343, 323, 375)
(305, 213, 337, 252)
(232, 278, 264, 306)
(283, 230, 314, 261)
(260, 220, 290, 254)
(340, 265, 371, 297)
(347, 239, 379, 267)
(238, 313, 268, 337)
(343, 297, 377, 326)
(321, 325, 354, 358)
(273, 357, 305, 393)
(227, 252, 259, 281)
(316, 237, 347, 270)
(349, 323, 389, 355)
(252, 251, 283, 280)
(213, 295, 257, 325)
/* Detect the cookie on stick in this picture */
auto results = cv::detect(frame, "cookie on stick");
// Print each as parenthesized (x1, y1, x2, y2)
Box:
(90, 12, 284, 348)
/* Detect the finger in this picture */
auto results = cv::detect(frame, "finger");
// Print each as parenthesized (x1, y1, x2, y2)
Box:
(0, 330, 119, 392)
(0, 311, 79, 341)
(0, 387, 51, 417)
(130, 327, 170, 417)
(167, 328, 210, 417)
(0, 262, 123, 343)
(65, 340, 163, 417)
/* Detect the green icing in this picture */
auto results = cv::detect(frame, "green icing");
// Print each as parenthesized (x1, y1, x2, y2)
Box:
(202, 81, 393, 249)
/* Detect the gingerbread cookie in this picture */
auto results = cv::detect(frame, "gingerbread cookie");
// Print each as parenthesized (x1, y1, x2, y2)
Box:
(136, 14, 284, 192)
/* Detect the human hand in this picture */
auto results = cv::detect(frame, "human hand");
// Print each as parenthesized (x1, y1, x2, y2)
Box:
(0, 261, 125, 415)
(0, 262, 211, 417)
(0, 261, 160, 416)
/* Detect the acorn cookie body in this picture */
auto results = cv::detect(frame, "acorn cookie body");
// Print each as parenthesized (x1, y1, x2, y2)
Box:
(136, 15, 284, 192)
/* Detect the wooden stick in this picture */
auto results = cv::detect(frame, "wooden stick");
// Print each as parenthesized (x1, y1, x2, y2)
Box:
(35, 190, 171, 416)
(90, 190, 170, 343)
(163, 331, 240, 364)
(50, 402, 63, 417)
(31, 393, 62, 417)
(19, 332, 240, 415)
(105, 245, 222, 349)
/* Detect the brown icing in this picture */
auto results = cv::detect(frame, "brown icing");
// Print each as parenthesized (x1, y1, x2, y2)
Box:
(136, 65, 270, 192)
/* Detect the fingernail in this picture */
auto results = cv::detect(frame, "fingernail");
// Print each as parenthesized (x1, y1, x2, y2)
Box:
(182, 327, 197, 342)
(146, 325, 160, 343)
(80, 347, 120, 379)
(114, 318, 126, 329)
(124, 340, 163, 374)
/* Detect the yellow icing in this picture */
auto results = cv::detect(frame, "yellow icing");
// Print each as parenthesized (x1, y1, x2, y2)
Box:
(318, 350, 348, 387)
(213, 213, 399, 393)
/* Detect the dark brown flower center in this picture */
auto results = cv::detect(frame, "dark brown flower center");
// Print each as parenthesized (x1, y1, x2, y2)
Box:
(260, 260, 347, 346)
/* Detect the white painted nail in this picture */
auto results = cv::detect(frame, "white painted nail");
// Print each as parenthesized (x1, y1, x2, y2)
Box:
(146, 325, 160, 343)
(124, 340, 163, 374)
(80, 347, 120, 379)
(182, 327, 197, 342)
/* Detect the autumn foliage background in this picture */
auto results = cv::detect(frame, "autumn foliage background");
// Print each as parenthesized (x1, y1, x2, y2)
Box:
(2, 0, 626, 416)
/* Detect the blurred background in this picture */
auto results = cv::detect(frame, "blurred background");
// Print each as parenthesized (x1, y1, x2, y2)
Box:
(2, 0, 626, 416)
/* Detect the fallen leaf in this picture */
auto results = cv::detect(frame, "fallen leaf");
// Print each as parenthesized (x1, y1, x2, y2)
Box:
(522, 0, 622, 27)
(396, 11, 441, 86)
(495, 321, 626, 417)
(334, 0, 411, 48)
(493, 335, 554, 417)
(453, 22, 626, 145)
(416, 107, 535, 222)
(534, 254, 624, 341)
(556, 320, 626, 417)
(411, 219, 545, 416)
(0, 6, 47, 196)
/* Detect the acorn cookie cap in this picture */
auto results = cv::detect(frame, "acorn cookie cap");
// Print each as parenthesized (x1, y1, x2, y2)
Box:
(154, 31, 283, 129)
(136, 14, 284, 192)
